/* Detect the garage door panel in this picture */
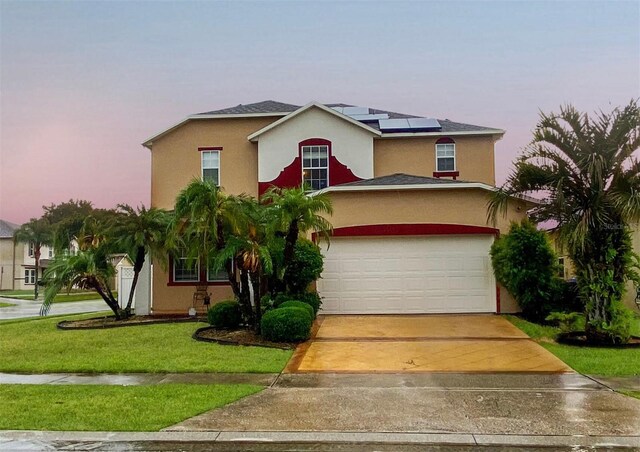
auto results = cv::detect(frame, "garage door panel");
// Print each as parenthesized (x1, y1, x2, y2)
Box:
(318, 235, 496, 314)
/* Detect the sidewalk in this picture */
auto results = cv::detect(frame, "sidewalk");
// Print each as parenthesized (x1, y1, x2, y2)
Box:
(0, 372, 278, 386)
(1, 430, 639, 450)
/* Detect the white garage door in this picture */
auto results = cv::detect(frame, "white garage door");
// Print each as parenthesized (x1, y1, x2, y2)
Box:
(317, 235, 496, 314)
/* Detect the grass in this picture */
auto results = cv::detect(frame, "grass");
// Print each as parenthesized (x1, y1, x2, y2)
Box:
(0, 302, 15, 308)
(0, 384, 262, 431)
(0, 313, 293, 373)
(506, 315, 640, 377)
(0, 289, 116, 303)
(621, 390, 640, 400)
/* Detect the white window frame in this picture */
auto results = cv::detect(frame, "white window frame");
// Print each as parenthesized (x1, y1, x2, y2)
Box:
(24, 268, 36, 285)
(435, 142, 456, 172)
(172, 253, 200, 283)
(28, 242, 35, 257)
(201, 150, 220, 186)
(301, 145, 329, 190)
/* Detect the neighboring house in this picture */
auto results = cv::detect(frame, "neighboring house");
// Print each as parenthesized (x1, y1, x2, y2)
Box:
(0, 219, 56, 291)
(143, 100, 532, 316)
(0, 220, 20, 291)
(108, 253, 134, 293)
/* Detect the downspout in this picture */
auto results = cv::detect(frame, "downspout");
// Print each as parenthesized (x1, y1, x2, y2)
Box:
(12, 236, 16, 290)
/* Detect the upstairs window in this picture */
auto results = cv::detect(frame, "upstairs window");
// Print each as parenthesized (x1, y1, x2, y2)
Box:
(435, 138, 456, 172)
(28, 242, 35, 257)
(201, 149, 220, 186)
(302, 145, 329, 190)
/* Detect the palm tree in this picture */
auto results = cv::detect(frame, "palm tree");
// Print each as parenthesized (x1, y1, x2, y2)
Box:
(261, 186, 333, 293)
(14, 218, 53, 300)
(213, 196, 274, 329)
(489, 101, 640, 344)
(171, 179, 241, 297)
(110, 204, 172, 316)
(41, 248, 123, 318)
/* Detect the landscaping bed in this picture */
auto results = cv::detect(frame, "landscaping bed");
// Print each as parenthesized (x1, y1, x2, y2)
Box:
(194, 326, 297, 350)
(557, 331, 640, 348)
(58, 314, 201, 330)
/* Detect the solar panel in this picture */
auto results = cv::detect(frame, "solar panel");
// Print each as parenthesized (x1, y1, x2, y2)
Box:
(330, 106, 344, 114)
(379, 117, 441, 132)
(408, 118, 441, 130)
(349, 113, 389, 121)
(342, 106, 369, 116)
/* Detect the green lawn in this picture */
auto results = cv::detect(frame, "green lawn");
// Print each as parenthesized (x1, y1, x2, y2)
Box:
(0, 314, 292, 373)
(506, 315, 640, 377)
(0, 289, 116, 303)
(0, 302, 15, 308)
(0, 384, 261, 431)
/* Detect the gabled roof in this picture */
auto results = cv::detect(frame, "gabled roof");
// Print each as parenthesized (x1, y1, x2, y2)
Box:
(337, 173, 470, 187)
(143, 100, 504, 148)
(0, 219, 20, 238)
(195, 100, 300, 116)
(247, 102, 381, 142)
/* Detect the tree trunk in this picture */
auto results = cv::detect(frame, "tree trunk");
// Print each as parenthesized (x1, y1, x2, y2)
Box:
(280, 219, 299, 293)
(94, 282, 124, 320)
(125, 246, 145, 314)
(239, 269, 254, 327)
(251, 271, 262, 332)
(33, 246, 41, 300)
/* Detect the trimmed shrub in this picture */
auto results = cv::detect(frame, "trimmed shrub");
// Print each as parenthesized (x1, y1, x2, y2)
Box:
(296, 291, 322, 315)
(490, 220, 561, 321)
(261, 307, 312, 342)
(545, 311, 583, 332)
(207, 300, 241, 329)
(279, 300, 314, 320)
(285, 239, 324, 294)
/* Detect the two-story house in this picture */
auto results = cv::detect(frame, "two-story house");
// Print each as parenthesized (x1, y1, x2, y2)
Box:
(143, 101, 530, 316)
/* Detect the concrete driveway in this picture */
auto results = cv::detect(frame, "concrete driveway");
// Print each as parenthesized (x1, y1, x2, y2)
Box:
(168, 314, 640, 439)
(285, 315, 571, 373)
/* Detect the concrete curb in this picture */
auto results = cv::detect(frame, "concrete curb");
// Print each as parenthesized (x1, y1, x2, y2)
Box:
(1, 430, 639, 448)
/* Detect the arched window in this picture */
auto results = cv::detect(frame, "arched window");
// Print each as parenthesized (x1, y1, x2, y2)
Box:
(300, 138, 330, 190)
(435, 137, 455, 172)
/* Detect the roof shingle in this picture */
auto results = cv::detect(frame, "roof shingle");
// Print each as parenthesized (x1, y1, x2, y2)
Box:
(336, 173, 469, 187)
(0, 219, 20, 238)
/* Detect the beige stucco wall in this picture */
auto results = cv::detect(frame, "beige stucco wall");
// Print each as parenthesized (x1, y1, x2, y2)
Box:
(374, 135, 497, 185)
(150, 116, 279, 209)
(0, 238, 18, 291)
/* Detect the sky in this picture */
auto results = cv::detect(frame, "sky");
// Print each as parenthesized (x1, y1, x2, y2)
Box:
(1, 0, 638, 224)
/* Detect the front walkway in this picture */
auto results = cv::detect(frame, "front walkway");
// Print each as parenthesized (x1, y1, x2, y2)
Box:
(286, 315, 571, 373)
(0, 297, 106, 320)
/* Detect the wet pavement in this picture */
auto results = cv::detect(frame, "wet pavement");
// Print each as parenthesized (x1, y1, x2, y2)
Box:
(168, 373, 640, 437)
(0, 296, 106, 320)
(1, 430, 639, 450)
(0, 372, 278, 386)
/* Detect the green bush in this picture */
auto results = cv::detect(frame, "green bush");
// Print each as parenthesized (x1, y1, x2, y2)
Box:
(278, 300, 314, 320)
(207, 300, 241, 329)
(589, 303, 635, 345)
(285, 239, 324, 294)
(490, 220, 561, 322)
(545, 311, 583, 332)
(295, 291, 322, 315)
(261, 307, 312, 342)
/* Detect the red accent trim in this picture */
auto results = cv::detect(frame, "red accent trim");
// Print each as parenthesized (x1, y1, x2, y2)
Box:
(167, 256, 231, 287)
(258, 138, 362, 196)
(436, 137, 455, 144)
(432, 171, 459, 179)
(325, 223, 500, 238)
(198, 147, 223, 152)
(496, 285, 501, 314)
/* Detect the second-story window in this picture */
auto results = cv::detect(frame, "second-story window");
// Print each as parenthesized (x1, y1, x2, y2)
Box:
(201, 150, 220, 186)
(302, 145, 329, 190)
(28, 242, 35, 257)
(48, 248, 53, 258)
(435, 138, 456, 172)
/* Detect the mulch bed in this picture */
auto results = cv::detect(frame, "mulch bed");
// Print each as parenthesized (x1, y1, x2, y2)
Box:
(193, 326, 297, 349)
(557, 331, 640, 348)
(58, 315, 203, 330)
